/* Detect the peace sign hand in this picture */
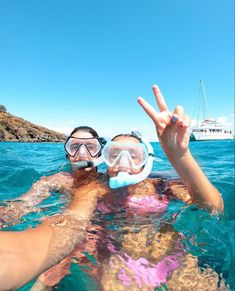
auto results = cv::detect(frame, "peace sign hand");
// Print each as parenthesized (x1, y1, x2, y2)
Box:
(137, 85, 190, 161)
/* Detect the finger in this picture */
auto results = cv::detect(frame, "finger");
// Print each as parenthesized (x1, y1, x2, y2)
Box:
(184, 115, 191, 126)
(137, 97, 162, 127)
(152, 85, 169, 112)
(178, 120, 189, 129)
(171, 114, 188, 129)
(173, 105, 184, 118)
(176, 119, 187, 128)
(175, 107, 189, 128)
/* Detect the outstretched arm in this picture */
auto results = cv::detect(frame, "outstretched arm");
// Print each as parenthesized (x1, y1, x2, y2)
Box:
(137, 85, 224, 212)
(20, 172, 72, 206)
(0, 172, 72, 226)
(0, 175, 104, 290)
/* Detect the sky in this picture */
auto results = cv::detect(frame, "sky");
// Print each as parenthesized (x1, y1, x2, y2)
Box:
(0, 0, 234, 140)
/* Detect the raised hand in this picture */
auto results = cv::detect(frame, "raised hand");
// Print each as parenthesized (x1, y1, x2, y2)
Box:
(137, 84, 224, 212)
(137, 85, 190, 161)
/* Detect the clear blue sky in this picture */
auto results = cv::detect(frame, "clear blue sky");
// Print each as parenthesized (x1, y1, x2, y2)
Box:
(0, 0, 234, 140)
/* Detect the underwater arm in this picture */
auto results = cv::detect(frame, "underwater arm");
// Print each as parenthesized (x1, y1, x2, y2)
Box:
(20, 172, 72, 207)
(137, 85, 224, 212)
(0, 173, 72, 226)
(0, 180, 102, 290)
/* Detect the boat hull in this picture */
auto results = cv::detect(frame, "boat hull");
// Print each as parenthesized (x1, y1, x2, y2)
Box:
(190, 132, 234, 141)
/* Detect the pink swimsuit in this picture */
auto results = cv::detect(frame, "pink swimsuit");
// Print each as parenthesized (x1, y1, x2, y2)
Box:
(96, 192, 183, 289)
(127, 195, 169, 214)
(96, 194, 169, 215)
(115, 253, 182, 289)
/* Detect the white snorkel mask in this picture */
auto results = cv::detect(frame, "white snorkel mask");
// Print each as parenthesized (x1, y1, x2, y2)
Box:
(102, 131, 154, 189)
(64, 136, 106, 170)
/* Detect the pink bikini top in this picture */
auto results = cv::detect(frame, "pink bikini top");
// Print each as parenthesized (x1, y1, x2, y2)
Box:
(96, 194, 169, 215)
(126, 195, 169, 214)
(96, 179, 171, 215)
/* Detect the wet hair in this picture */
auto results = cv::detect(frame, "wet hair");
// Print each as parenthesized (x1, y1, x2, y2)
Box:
(70, 126, 99, 138)
(111, 133, 141, 143)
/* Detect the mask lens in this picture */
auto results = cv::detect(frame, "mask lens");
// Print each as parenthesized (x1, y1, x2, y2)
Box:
(102, 142, 148, 169)
(85, 140, 102, 156)
(65, 137, 102, 157)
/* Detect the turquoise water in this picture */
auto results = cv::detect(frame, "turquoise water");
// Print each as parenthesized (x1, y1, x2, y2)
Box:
(0, 141, 234, 290)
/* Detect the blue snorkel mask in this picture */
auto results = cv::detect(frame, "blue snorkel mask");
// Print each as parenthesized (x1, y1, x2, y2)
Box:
(102, 131, 154, 189)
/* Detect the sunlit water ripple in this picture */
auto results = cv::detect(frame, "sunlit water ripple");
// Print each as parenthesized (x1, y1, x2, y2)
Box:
(0, 140, 234, 290)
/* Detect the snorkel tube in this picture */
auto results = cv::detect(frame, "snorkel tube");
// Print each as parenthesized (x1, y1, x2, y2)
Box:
(71, 156, 104, 170)
(109, 131, 154, 189)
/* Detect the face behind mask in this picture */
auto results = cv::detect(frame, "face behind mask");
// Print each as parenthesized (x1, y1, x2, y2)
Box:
(65, 136, 106, 170)
(102, 131, 154, 189)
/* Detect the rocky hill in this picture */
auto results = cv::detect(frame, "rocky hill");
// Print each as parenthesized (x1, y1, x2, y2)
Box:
(0, 112, 67, 142)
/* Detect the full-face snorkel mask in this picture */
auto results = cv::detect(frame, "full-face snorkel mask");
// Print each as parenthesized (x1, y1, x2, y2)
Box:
(64, 136, 106, 170)
(102, 131, 154, 189)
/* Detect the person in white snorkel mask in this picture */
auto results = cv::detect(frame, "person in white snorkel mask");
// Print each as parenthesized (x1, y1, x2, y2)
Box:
(102, 131, 154, 189)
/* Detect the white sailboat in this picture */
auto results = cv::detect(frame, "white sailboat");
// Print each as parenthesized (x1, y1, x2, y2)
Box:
(190, 80, 233, 141)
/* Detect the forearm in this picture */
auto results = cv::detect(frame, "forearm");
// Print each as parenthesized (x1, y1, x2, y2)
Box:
(20, 185, 51, 207)
(40, 189, 100, 270)
(0, 180, 101, 289)
(0, 175, 71, 226)
(0, 182, 51, 225)
(0, 225, 53, 290)
(20, 173, 71, 207)
(168, 151, 224, 212)
(0, 213, 89, 290)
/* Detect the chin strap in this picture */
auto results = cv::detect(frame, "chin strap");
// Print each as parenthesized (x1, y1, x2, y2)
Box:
(109, 131, 154, 189)
(71, 156, 103, 170)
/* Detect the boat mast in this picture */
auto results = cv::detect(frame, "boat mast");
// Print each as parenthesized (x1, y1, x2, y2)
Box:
(200, 80, 211, 119)
(196, 94, 200, 127)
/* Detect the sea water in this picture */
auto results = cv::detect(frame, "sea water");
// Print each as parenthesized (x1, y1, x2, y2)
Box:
(0, 141, 234, 290)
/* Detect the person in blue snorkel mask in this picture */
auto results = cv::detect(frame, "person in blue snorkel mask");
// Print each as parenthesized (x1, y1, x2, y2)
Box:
(102, 131, 154, 189)
(92, 86, 226, 291)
